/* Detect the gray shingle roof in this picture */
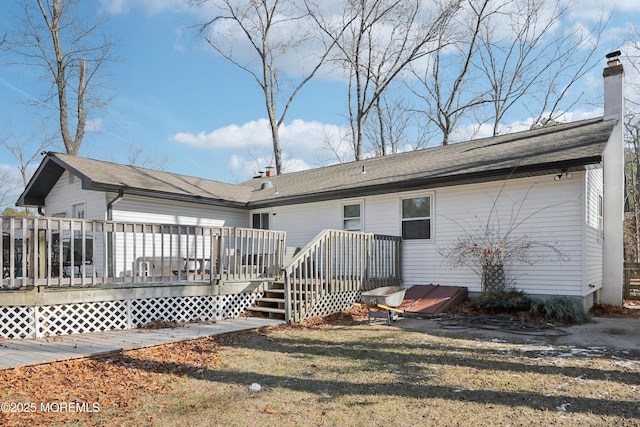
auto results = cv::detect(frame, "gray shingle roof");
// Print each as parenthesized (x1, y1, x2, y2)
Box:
(18, 153, 253, 207)
(245, 117, 615, 206)
(18, 117, 615, 209)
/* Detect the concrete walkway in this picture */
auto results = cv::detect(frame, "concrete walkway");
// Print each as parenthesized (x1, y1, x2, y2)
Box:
(0, 317, 284, 371)
(398, 315, 640, 352)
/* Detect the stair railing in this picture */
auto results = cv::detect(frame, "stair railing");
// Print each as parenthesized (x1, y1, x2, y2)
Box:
(282, 229, 402, 323)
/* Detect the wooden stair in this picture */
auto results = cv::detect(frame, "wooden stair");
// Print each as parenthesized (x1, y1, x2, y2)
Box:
(248, 281, 287, 320)
(248, 280, 316, 321)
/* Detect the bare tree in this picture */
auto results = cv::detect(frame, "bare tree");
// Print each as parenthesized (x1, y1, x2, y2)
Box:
(1, 0, 116, 155)
(410, 0, 605, 144)
(307, 0, 459, 160)
(0, 169, 21, 209)
(364, 89, 428, 155)
(125, 142, 168, 170)
(625, 114, 640, 262)
(408, 0, 496, 145)
(0, 122, 54, 188)
(0, 121, 54, 213)
(475, 0, 606, 135)
(439, 181, 570, 292)
(623, 29, 640, 262)
(197, 0, 335, 175)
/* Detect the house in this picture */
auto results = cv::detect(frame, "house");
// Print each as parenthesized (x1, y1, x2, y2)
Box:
(2, 55, 625, 337)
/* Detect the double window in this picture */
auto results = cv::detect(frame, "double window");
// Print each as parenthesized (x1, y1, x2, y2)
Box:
(401, 196, 431, 240)
(252, 212, 270, 230)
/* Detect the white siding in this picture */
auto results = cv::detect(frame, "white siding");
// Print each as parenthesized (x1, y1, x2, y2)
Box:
(425, 176, 585, 295)
(267, 199, 340, 246)
(263, 174, 587, 297)
(45, 172, 107, 219)
(110, 196, 247, 276)
(585, 168, 604, 292)
(44, 172, 248, 227)
(110, 195, 248, 228)
(43, 173, 249, 279)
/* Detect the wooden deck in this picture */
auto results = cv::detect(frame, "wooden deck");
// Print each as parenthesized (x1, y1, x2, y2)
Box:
(0, 317, 283, 371)
(2, 217, 403, 337)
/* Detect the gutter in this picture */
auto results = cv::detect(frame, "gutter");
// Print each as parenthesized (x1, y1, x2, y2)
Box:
(247, 157, 603, 209)
(93, 183, 250, 209)
(107, 189, 124, 221)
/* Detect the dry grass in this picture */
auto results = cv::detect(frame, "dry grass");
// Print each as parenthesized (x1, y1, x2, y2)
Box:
(1, 310, 639, 427)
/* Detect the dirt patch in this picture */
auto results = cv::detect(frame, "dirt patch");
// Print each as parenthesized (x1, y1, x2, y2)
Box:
(591, 301, 640, 317)
(1, 314, 639, 426)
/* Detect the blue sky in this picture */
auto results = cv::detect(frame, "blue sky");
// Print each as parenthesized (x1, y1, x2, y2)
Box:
(1, 0, 640, 209)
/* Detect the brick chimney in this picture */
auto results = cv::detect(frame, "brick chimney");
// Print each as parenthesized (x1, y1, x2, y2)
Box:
(601, 51, 624, 306)
(265, 166, 275, 177)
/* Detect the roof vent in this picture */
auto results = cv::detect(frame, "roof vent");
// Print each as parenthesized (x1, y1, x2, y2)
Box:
(260, 180, 274, 190)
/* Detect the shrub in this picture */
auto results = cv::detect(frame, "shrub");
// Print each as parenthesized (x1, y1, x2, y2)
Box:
(530, 297, 589, 324)
(472, 289, 533, 313)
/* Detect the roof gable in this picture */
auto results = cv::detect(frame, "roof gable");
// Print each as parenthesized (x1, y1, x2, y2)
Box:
(18, 153, 254, 208)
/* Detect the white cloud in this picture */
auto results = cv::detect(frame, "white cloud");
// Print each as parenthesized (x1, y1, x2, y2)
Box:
(100, 0, 187, 16)
(226, 152, 313, 180)
(282, 156, 313, 174)
(170, 119, 273, 150)
(86, 118, 104, 133)
(172, 118, 348, 179)
(227, 154, 243, 171)
(449, 106, 603, 143)
(170, 118, 347, 157)
(567, 0, 640, 21)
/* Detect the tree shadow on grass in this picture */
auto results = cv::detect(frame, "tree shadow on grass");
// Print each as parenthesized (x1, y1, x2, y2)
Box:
(104, 325, 640, 419)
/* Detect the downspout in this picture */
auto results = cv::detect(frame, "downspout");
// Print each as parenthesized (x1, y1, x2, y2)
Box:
(106, 190, 124, 279)
(107, 190, 124, 221)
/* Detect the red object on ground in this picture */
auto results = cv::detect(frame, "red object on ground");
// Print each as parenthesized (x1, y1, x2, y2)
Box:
(398, 285, 468, 314)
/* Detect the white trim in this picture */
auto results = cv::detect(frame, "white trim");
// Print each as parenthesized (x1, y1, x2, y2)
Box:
(399, 192, 434, 241)
(71, 200, 86, 219)
(342, 200, 364, 231)
(251, 209, 272, 230)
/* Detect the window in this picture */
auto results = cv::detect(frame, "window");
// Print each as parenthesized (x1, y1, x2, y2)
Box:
(252, 212, 270, 230)
(402, 196, 431, 239)
(71, 202, 85, 219)
(343, 203, 362, 231)
(598, 195, 603, 241)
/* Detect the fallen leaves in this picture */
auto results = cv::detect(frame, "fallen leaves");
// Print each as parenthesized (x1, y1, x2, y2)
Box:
(0, 337, 225, 426)
(590, 302, 640, 318)
(301, 304, 369, 328)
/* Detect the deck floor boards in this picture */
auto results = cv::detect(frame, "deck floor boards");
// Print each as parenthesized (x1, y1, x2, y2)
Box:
(0, 318, 284, 371)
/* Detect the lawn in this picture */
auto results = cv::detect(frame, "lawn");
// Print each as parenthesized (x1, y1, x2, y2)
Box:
(1, 312, 639, 426)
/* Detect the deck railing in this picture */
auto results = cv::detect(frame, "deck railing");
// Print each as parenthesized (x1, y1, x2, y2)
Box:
(282, 229, 402, 323)
(1, 216, 285, 289)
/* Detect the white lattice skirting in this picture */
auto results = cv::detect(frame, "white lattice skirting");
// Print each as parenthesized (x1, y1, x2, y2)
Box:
(0, 293, 262, 339)
(305, 290, 361, 319)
